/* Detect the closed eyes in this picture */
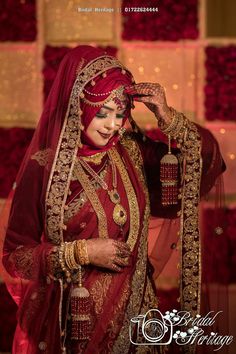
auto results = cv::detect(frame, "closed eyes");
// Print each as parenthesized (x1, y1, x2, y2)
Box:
(96, 111, 125, 119)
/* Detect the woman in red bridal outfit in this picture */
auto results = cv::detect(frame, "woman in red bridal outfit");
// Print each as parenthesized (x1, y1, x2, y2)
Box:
(1, 45, 226, 354)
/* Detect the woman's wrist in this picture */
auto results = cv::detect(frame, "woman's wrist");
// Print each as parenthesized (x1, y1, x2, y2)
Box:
(50, 240, 90, 283)
(157, 106, 189, 143)
(155, 105, 172, 127)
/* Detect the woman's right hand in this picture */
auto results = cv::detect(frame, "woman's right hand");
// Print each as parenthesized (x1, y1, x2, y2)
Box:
(85, 238, 131, 272)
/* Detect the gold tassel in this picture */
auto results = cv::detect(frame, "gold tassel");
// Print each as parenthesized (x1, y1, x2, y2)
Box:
(71, 266, 91, 340)
(160, 135, 178, 206)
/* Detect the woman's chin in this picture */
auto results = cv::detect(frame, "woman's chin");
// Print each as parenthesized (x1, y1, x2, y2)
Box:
(89, 137, 110, 147)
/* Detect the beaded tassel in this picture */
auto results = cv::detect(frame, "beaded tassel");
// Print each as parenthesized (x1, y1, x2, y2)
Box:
(160, 135, 178, 206)
(71, 266, 90, 340)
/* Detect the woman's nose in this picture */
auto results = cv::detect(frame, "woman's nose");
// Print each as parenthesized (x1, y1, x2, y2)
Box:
(104, 116, 116, 130)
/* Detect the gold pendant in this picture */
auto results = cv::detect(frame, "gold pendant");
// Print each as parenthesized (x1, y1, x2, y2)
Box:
(113, 204, 127, 227)
(108, 189, 120, 204)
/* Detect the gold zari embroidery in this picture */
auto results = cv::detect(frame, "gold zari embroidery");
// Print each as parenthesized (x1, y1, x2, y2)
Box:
(64, 162, 108, 223)
(90, 273, 113, 315)
(108, 148, 140, 251)
(72, 147, 140, 252)
(178, 121, 202, 354)
(81, 151, 107, 165)
(31, 148, 53, 166)
(73, 160, 108, 239)
(112, 134, 151, 354)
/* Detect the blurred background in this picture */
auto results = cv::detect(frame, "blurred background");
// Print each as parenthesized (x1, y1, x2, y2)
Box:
(0, 0, 236, 352)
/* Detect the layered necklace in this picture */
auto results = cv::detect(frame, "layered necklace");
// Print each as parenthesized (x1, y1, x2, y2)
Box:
(79, 151, 127, 228)
(74, 147, 140, 252)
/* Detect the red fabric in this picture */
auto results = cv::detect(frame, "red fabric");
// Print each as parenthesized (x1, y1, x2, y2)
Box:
(43, 45, 118, 101)
(0, 128, 34, 198)
(0, 283, 17, 352)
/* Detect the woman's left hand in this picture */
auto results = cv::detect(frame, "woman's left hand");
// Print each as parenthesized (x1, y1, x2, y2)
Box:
(125, 82, 172, 126)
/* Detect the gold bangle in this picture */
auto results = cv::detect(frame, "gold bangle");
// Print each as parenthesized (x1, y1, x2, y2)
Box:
(75, 240, 90, 265)
(64, 241, 80, 270)
(160, 107, 188, 142)
(58, 243, 71, 282)
(160, 107, 181, 134)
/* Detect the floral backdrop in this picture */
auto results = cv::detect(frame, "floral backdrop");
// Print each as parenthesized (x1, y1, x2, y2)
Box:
(205, 46, 236, 121)
(122, 0, 198, 41)
(0, 0, 36, 41)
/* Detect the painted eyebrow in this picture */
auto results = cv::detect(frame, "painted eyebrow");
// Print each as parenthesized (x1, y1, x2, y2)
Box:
(101, 105, 115, 112)
(101, 105, 126, 113)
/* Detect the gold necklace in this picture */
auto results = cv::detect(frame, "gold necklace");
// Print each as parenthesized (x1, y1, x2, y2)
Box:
(81, 151, 107, 165)
(78, 152, 127, 227)
(107, 151, 127, 227)
(75, 148, 140, 251)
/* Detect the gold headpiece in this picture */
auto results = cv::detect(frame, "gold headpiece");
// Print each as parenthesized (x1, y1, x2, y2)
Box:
(81, 86, 127, 107)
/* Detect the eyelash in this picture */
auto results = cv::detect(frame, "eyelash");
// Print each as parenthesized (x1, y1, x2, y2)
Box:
(96, 113, 125, 119)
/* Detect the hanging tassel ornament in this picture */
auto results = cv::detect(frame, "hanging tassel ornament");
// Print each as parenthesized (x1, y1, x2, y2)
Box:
(70, 266, 91, 340)
(160, 135, 178, 206)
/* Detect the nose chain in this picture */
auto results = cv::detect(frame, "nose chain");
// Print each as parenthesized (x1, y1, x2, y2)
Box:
(78, 152, 127, 227)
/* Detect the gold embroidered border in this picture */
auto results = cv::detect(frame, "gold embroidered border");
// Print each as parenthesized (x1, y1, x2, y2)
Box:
(45, 56, 131, 245)
(64, 162, 108, 223)
(71, 148, 140, 251)
(73, 160, 108, 239)
(111, 134, 151, 354)
(108, 148, 140, 252)
(179, 121, 202, 354)
(120, 133, 147, 190)
(112, 201, 150, 354)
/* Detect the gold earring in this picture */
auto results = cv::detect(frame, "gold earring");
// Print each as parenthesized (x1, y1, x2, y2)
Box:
(118, 127, 126, 138)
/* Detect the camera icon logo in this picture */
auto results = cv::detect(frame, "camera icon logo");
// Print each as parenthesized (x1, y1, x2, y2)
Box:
(129, 309, 173, 345)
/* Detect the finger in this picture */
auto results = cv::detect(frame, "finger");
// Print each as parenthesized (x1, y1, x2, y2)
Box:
(133, 83, 155, 93)
(134, 83, 163, 96)
(115, 247, 130, 258)
(134, 82, 162, 90)
(132, 96, 154, 104)
(114, 256, 129, 267)
(114, 240, 131, 251)
(109, 263, 122, 272)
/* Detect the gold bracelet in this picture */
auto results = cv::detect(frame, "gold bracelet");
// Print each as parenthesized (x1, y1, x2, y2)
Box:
(64, 241, 80, 270)
(81, 240, 90, 265)
(159, 107, 188, 143)
(75, 240, 90, 265)
(160, 107, 181, 134)
(58, 243, 71, 282)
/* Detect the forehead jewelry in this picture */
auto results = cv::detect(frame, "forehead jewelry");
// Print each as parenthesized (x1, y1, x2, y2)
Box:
(81, 86, 127, 107)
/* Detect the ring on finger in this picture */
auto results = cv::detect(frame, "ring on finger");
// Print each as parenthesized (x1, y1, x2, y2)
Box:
(116, 248, 124, 257)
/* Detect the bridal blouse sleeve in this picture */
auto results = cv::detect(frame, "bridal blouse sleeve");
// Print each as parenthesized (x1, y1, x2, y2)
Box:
(2, 157, 61, 281)
(135, 119, 226, 218)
